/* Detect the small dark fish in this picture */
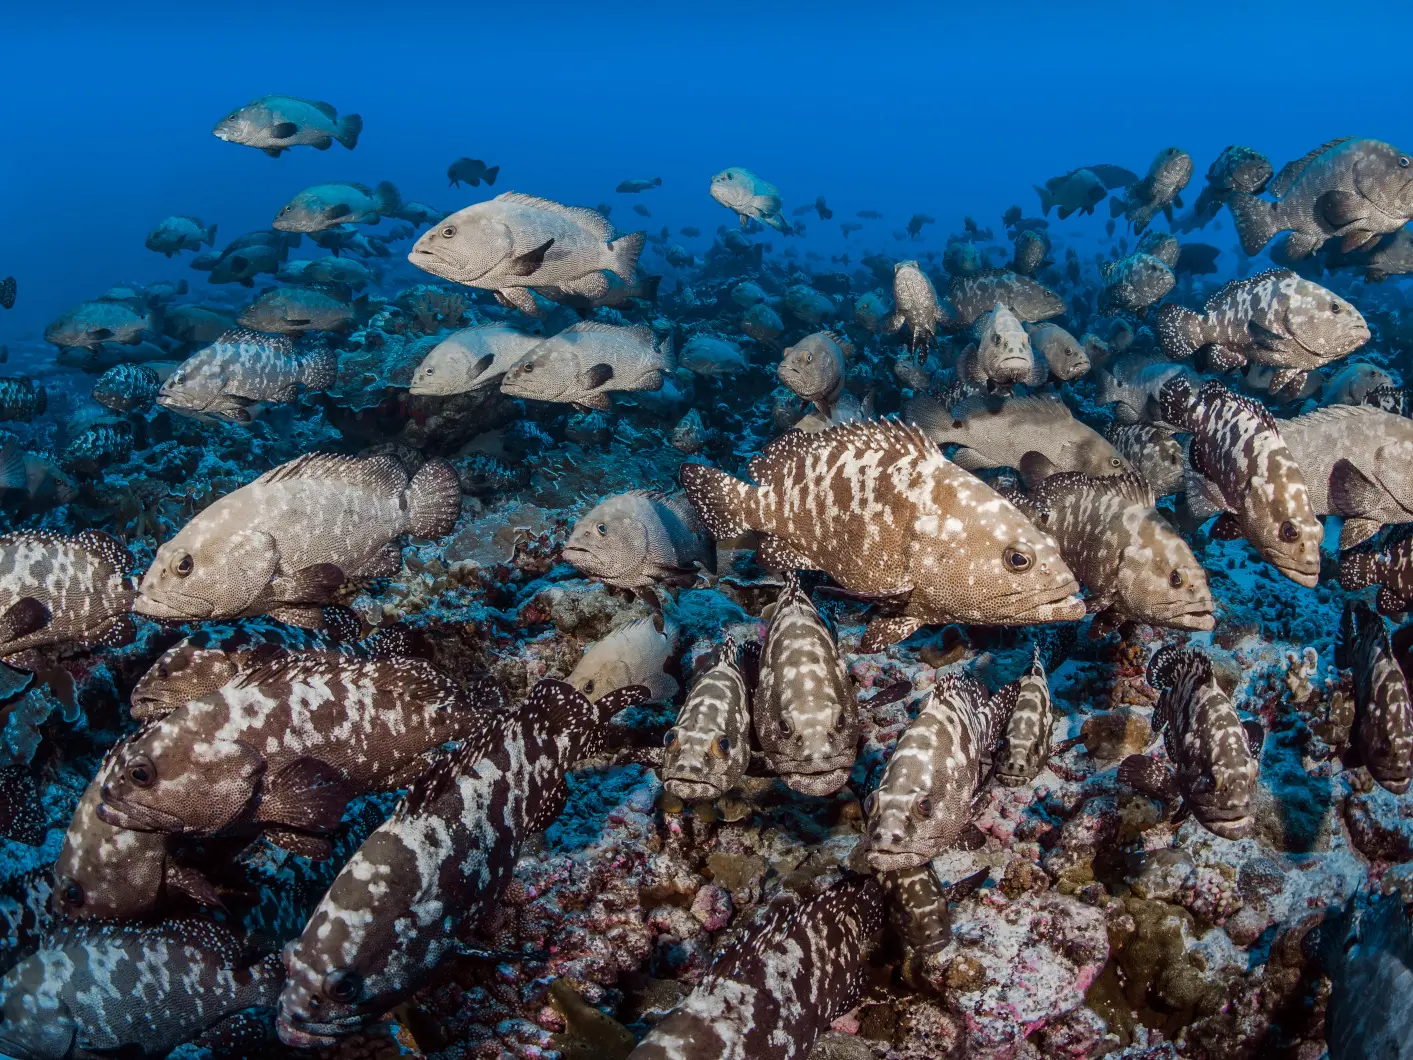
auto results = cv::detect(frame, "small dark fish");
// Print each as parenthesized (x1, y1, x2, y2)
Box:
(660, 637, 750, 804)
(814, 195, 832, 220)
(907, 213, 935, 238)
(447, 157, 500, 188)
(1184, 145, 1273, 231)
(992, 650, 1054, 786)
(1175, 242, 1221, 275)
(0, 377, 46, 422)
(858, 209, 882, 219)
(633, 203, 652, 217)
(1111, 147, 1193, 233)
(91, 363, 159, 413)
(627, 876, 884, 1060)
(1342, 526, 1413, 615)
(679, 226, 701, 237)
(616, 177, 662, 193)
(61, 420, 133, 475)
(1, 276, 16, 309)
(1335, 600, 1413, 794)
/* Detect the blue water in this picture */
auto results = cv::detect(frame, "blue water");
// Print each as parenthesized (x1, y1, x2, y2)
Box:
(4, 0, 1411, 341)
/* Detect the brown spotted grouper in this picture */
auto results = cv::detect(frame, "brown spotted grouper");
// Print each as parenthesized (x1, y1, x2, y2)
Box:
(0, 530, 135, 665)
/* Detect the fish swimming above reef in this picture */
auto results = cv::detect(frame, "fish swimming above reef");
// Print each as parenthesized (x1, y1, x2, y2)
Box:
(617, 177, 662, 193)
(659, 636, 751, 809)
(0, 530, 135, 666)
(92, 363, 160, 414)
(145, 215, 217, 257)
(45, 299, 154, 350)
(709, 167, 789, 233)
(158, 328, 337, 423)
(562, 490, 714, 596)
(992, 649, 1055, 786)
(778, 330, 849, 414)
(134, 452, 460, 627)
(1334, 600, 1413, 795)
(680, 420, 1085, 650)
(238, 285, 368, 334)
(276, 680, 649, 1048)
(448, 157, 500, 187)
(947, 269, 1065, 328)
(408, 324, 542, 395)
(885, 260, 947, 357)
(627, 876, 884, 1060)
(0, 376, 47, 421)
(1111, 147, 1193, 233)
(956, 302, 1042, 389)
(273, 181, 400, 233)
(500, 321, 672, 410)
(214, 95, 362, 155)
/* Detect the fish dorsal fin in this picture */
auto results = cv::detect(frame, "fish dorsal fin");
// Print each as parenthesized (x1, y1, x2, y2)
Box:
(494, 192, 613, 241)
(1290, 403, 1387, 430)
(1201, 381, 1278, 434)
(255, 452, 408, 493)
(1269, 138, 1355, 198)
(214, 328, 294, 356)
(1087, 471, 1156, 508)
(1201, 270, 1290, 313)
(74, 529, 134, 575)
(395, 723, 501, 819)
(310, 100, 338, 118)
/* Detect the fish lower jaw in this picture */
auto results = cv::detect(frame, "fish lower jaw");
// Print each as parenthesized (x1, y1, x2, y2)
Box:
(276, 1016, 354, 1049)
(1154, 610, 1217, 632)
(1269, 561, 1320, 589)
(1372, 772, 1412, 796)
(991, 592, 1087, 625)
(663, 778, 728, 802)
(1198, 814, 1254, 840)
(865, 848, 931, 872)
(776, 767, 851, 797)
(95, 797, 184, 833)
(132, 593, 211, 621)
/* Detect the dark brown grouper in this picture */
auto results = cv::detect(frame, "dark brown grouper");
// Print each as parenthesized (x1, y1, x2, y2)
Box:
(1342, 525, 1413, 614)
(0, 919, 282, 1060)
(1159, 376, 1322, 587)
(992, 648, 1055, 786)
(754, 572, 860, 796)
(1120, 646, 1262, 839)
(884, 865, 991, 991)
(946, 269, 1066, 328)
(679, 420, 1085, 652)
(0, 530, 135, 666)
(626, 875, 884, 1060)
(863, 672, 1014, 871)
(134, 452, 461, 628)
(99, 653, 494, 858)
(1317, 892, 1413, 1060)
(1009, 470, 1214, 637)
(276, 680, 650, 1047)
(1335, 600, 1413, 795)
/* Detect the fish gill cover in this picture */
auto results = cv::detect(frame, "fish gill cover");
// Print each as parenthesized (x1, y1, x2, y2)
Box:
(0, 1, 1412, 1057)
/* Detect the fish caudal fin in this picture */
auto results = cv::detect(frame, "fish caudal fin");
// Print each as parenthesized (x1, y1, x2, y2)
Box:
(406, 459, 462, 538)
(1156, 303, 1203, 359)
(372, 180, 402, 217)
(608, 230, 645, 284)
(678, 462, 759, 539)
(1033, 185, 1053, 216)
(1226, 191, 1282, 255)
(300, 348, 339, 391)
(484, 165, 500, 186)
(337, 113, 363, 150)
(204, 222, 218, 248)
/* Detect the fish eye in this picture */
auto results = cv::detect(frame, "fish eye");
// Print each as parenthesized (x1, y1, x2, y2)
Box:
(596, 523, 607, 535)
(1003, 546, 1034, 572)
(174, 553, 194, 577)
(582, 679, 595, 695)
(803, 352, 812, 364)
(863, 792, 877, 815)
(991, 333, 1001, 344)
(280, 206, 291, 214)
(664, 729, 678, 748)
(915, 795, 933, 818)
(1331, 301, 1342, 313)
(60, 879, 85, 908)
(1401, 157, 1410, 168)
(126, 756, 156, 788)
(1169, 570, 1185, 588)
(1279, 520, 1299, 543)
(323, 970, 362, 1004)
(715, 735, 731, 754)
(1110, 457, 1122, 467)
(778, 717, 792, 736)
(441, 225, 456, 238)
(522, 362, 534, 373)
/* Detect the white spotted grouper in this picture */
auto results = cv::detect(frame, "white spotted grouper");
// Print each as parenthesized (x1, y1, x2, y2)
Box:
(863, 672, 1015, 871)
(1335, 600, 1413, 795)
(754, 572, 859, 796)
(660, 636, 751, 804)
(275, 679, 650, 1047)
(626, 875, 885, 1060)
(1120, 645, 1263, 839)
(679, 420, 1085, 652)
(882, 864, 991, 991)
(1159, 375, 1322, 587)
(0, 919, 282, 1060)
(98, 652, 497, 859)
(885, 260, 947, 358)
(992, 648, 1055, 787)
(0, 530, 135, 667)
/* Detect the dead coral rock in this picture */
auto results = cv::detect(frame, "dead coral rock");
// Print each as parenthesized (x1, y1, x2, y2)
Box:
(808, 1031, 879, 1059)
(1081, 709, 1154, 761)
(1113, 897, 1222, 1018)
(528, 582, 644, 638)
(1343, 782, 1413, 862)
(705, 851, 767, 895)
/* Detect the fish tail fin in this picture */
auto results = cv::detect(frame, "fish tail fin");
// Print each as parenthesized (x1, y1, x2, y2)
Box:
(1094, 368, 1121, 407)
(1033, 185, 1053, 216)
(33, 385, 46, 415)
(484, 165, 500, 186)
(679, 462, 759, 538)
(652, 176, 662, 187)
(204, 222, 218, 247)
(1226, 191, 1281, 255)
(608, 230, 646, 284)
(763, 213, 790, 233)
(1338, 550, 1380, 592)
(1157, 373, 1196, 428)
(1334, 599, 1372, 670)
(372, 180, 401, 218)
(0, 440, 28, 491)
(638, 274, 661, 303)
(406, 459, 462, 538)
(1156, 303, 1203, 359)
(336, 113, 362, 150)
(299, 348, 339, 391)
(657, 330, 676, 372)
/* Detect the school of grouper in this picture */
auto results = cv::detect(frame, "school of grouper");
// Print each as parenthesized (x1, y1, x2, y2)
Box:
(0, 100, 1412, 1059)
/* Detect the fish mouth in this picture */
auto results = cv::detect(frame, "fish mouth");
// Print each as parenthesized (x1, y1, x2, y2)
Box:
(132, 590, 214, 621)
(276, 1014, 368, 1049)
(1371, 770, 1412, 795)
(664, 777, 728, 801)
(96, 795, 185, 833)
(998, 589, 1087, 625)
(1271, 561, 1319, 589)
(1199, 814, 1254, 840)
(778, 767, 851, 797)
(993, 769, 1033, 787)
(865, 847, 931, 872)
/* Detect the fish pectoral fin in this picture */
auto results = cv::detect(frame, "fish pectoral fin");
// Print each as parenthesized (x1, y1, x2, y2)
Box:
(1267, 367, 1307, 395)
(754, 533, 816, 573)
(1242, 718, 1265, 760)
(1204, 343, 1248, 371)
(1208, 513, 1247, 540)
(582, 362, 615, 390)
(273, 562, 347, 604)
(270, 121, 298, 138)
(1329, 458, 1386, 518)
(1018, 450, 1061, 487)
(507, 238, 555, 277)
(1376, 585, 1413, 616)
(257, 756, 350, 833)
(90, 613, 137, 650)
(358, 544, 403, 580)
(266, 605, 327, 628)
(575, 392, 612, 412)
(1338, 517, 1383, 550)
(263, 147, 284, 158)
(1316, 188, 1365, 229)
(1118, 754, 1182, 801)
(1088, 608, 1127, 640)
(860, 615, 926, 653)
(955, 823, 987, 851)
(264, 829, 335, 860)
(164, 863, 225, 908)
(0, 597, 52, 643)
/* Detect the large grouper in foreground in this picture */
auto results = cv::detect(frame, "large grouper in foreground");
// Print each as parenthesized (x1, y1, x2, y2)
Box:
(679, 420, 1085, 650)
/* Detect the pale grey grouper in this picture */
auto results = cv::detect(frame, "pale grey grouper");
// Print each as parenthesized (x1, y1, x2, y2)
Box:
(500, 321, 673, 410)
(709, 166, 790, 233)
(1156, 269, 1369, 394)
(134, 453, 461, 628)
(1120, 646, 1262, 839)
(276, 680, 649, 1047)
(1159, 376, 1322, 587)
(754, 572, 860, 796)
(626, 875, 884, 1060)
(158, 327, 338, 424)
(0, 919, 282, 1060)
(946, 269, 1065, 328)
(408, 324, 543, 395)
(98, 653, 494, 858)
(0, 529, 135, 664)
(1278, 404, 1413, 548)
(863, 672, 1014, 871)
(1010, 471, 1214, 636)
(562, 490, 715, 595)
(1336, 600, 1413, 795)
(409, 191, 645, 316)
(885, 260, 947, 357)
(680, 420, 1084, 651)
(1228, 137, 1413, 258)
(660, 636, 751, 803)
(214, 94, 362, 156)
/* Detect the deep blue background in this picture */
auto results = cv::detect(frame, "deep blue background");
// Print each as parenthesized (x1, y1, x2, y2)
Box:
(3, 0, 1411, 342)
